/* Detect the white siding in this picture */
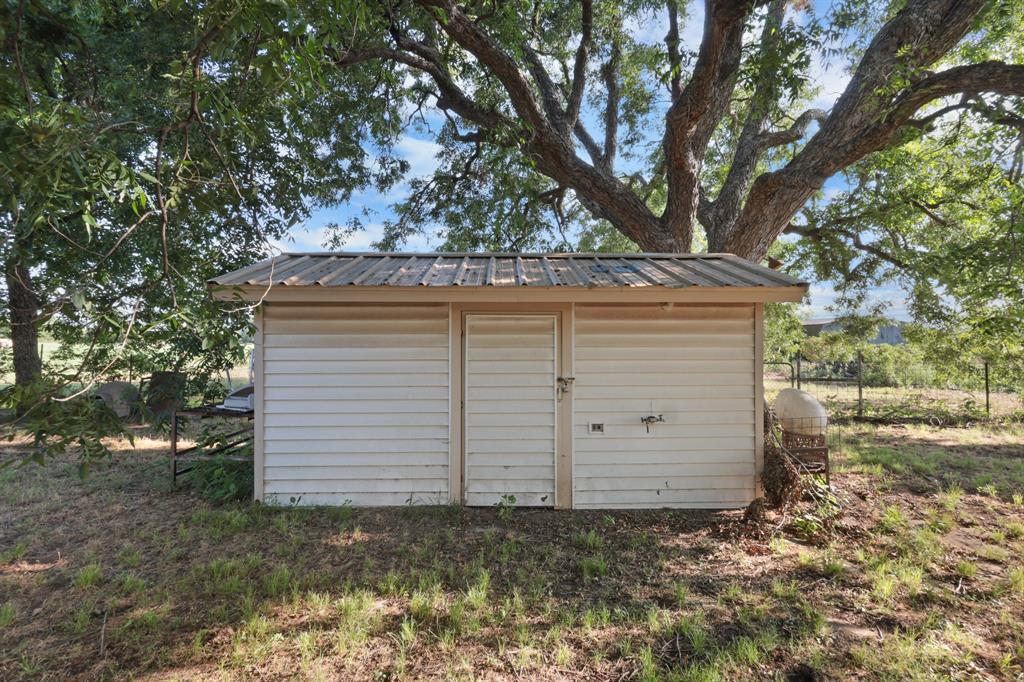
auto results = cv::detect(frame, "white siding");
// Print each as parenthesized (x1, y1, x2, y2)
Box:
(464, 315, 557, 506)
(262, 305, 449, 506)
(573, 304, 756, 509)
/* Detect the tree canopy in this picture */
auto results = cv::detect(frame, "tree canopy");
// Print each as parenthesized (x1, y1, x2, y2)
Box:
(297, 0, 1024, 258)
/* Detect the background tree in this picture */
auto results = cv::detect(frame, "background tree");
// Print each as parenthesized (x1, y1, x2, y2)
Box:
(793, 86, 1024, 372)
(1, 1, 406, 443)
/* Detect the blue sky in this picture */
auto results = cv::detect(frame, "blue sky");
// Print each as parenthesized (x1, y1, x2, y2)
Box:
(273, 1, 911, 320)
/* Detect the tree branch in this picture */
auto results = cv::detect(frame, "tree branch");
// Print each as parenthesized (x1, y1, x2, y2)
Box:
(420, 1, 549, 133)
(573, 121, 604, 165)
(600, 36, 621, 172)
(661, 0, 753, 249)
(909, 199, 951, 227)
(332, 45, 509, 131)
(564, 0, 593, 132)
(723, 0, 1006, 259)
(521, 43, 568, 123)
(785, 223, 910, 270)
(665, 0, 682, 99)
(13, 0, 33, 113)
(886, 62, 1024, 132)
(416, 0, 662, 247)
(759, 109, 829, 149)
(700, 0, 788, 242)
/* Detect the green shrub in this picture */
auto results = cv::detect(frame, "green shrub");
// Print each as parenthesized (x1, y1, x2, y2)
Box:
(188, 456, 253, 505)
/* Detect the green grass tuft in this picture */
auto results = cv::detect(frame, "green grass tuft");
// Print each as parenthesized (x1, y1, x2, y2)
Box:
(579, 554, 608, 582)
(574, 529, 604, 550)
(1, 542, 28, 564)
(73, 563, 103, 589)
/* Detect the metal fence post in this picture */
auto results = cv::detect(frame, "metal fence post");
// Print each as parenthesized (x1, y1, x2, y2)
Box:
(984, 361, 990, 418)
(857, 351, 864, 419)
(796, 355, 802, 390)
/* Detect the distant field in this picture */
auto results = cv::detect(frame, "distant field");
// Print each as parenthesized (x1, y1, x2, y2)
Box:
(1, 341, 252, 392)
(765, 376, 1023, 420)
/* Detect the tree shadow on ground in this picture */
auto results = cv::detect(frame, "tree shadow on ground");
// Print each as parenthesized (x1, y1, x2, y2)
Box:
(2, 424, 1022, 679)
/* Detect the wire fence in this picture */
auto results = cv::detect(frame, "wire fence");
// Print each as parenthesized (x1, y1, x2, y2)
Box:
(765, 354, 1023, 423)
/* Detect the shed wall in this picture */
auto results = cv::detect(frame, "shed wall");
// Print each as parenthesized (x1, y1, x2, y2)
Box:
(261, 304, 450, 505)
(572, 304, 757, 508)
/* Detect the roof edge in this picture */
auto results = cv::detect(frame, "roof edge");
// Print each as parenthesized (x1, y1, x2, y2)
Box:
(209, 252, 808, 289)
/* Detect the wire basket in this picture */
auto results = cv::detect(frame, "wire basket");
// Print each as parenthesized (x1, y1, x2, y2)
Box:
(767, 411, 832, 484)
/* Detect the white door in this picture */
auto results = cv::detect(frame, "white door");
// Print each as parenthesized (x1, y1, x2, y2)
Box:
(464, 314, 557, 506)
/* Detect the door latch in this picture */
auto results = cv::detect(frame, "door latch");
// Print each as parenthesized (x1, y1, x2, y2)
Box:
(557, 376, 575, 398)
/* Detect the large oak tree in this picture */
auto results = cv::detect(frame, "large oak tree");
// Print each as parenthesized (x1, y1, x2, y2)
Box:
(306, 0, 1024, 259)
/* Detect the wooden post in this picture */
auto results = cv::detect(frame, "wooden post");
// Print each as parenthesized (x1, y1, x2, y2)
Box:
(984, 362, 990, 418)
(754, 304, 765, 498)
(170, 410, 178, 486)
(857, 351, 864, 419)
(795, 354, 802, 390)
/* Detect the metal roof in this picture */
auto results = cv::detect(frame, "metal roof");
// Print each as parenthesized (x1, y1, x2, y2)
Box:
(211, 252, 807, 289)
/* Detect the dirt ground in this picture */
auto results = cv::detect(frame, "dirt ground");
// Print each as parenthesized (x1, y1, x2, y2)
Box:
(1, 423, 1023, 680)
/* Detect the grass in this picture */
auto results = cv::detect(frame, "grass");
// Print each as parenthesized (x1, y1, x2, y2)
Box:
(1004, 520, 1024, 540)
(116, 545, 141, 568)
(72, 563, 103, 589)
(0, 542, 27, 564)
(1, 421, 1023, 679)
(954, 560, 978, 579)
(574, 528, 604, 550)
(838, 422, 1024, 502)
(877, 504, 905, 533)
(763, 378, 1023, 420)
(579, 554, 608, 582)
(849, 623, 977, 679)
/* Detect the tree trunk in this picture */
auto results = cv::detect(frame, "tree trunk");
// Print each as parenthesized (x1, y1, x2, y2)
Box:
(4, 257, 42, 389)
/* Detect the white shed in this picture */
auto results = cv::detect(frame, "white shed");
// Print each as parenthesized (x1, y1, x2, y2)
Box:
(210, 252, 806, 509)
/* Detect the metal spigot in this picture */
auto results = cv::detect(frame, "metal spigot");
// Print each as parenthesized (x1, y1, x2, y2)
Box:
(641, 414, 664, 433)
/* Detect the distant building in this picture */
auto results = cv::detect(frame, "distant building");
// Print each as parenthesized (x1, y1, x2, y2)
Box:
(802, 318, 905, 345)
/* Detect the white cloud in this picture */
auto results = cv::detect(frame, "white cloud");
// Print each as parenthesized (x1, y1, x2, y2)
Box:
(626, 2, 704, 51)
(806, 54, 851, 111)
(345, 133, 444, 207)
(821, 184, 844, 202)
(268, 226, 329, 255)
(395, 135, 443, 178)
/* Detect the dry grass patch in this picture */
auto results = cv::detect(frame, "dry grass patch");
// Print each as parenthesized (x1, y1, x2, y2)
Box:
(1, 422, 1023, 679)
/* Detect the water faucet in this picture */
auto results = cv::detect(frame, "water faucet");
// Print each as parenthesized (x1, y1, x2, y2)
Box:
(641, 414, 665, 433)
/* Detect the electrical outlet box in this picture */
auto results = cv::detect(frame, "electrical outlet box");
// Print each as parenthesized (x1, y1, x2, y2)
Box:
(589, 422, 605, 434)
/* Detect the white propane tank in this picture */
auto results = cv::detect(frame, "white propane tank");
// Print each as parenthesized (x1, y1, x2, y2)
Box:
(773, 388, 827, 436)
(94, 381, 140, 418)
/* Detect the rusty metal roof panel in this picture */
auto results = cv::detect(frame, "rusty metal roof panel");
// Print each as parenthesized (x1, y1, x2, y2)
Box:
(211, 252, 807, 290)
